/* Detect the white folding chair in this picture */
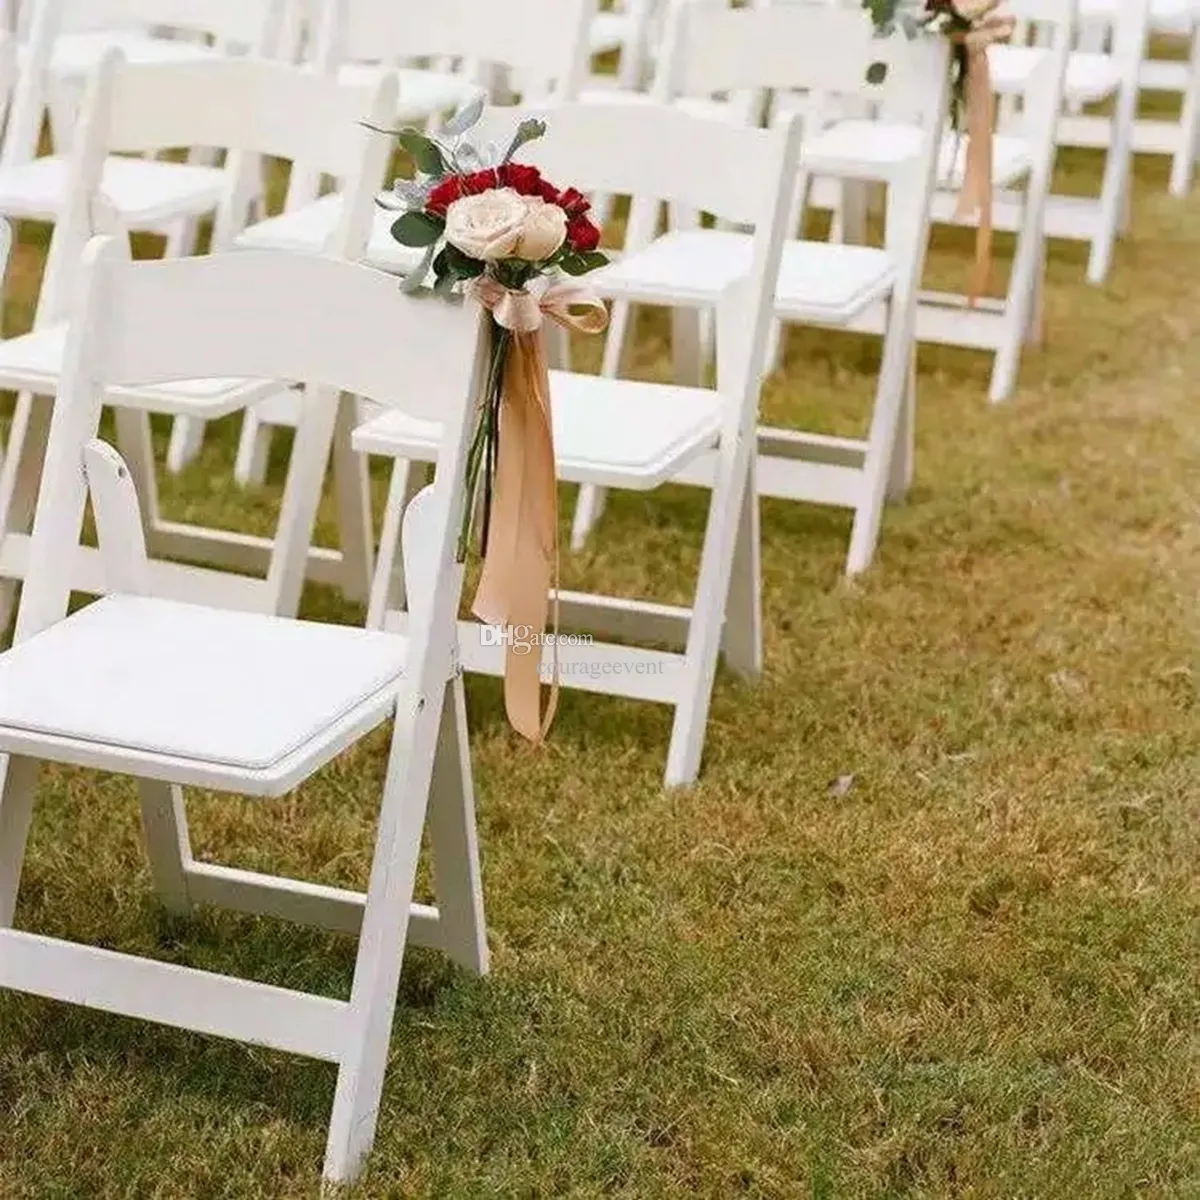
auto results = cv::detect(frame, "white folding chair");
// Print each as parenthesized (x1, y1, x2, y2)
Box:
(0, 50, 398, 629)
(0, 236, 490, 1186)
(226, 0, 596, 487)
(570, 1, 951, 575)
(991, 0, 1150, 283)
(352, 99, 803, 786)
(1062, 0, 1200, 197)
(4, 0, 287, 167)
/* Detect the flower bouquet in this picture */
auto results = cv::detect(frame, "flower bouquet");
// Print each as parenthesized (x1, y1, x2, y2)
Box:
(378, 100, 611, 743)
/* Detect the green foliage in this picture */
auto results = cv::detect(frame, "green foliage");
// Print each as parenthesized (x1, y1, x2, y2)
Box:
(390, 211, 444, 249)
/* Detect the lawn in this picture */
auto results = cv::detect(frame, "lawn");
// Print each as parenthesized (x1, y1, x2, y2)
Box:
(0, 110, 1197, 1198)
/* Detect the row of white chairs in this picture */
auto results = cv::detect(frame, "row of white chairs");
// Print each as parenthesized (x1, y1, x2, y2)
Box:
(0, 2, 1182, 1182)
(0, 0, 1148, 788)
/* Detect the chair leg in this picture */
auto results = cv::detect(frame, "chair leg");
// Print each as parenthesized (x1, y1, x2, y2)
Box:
(719, 455, 762, 680)
(846, 308, 916, 576)
(137, 781, 193, 917)
(1169, 27, 1200, 197)
(367, 459, 428, 629)
(425, 676, 488, 976)
(233, 407, 273, 488)
(0, 392, 53, 636)
(885, 346, 917, 503)
(165, 416, 206, 475)
(1089, 75, 1137, 284)
(989, 212, 1045, 403)
(331, 397, 375, 606)
(264, 386, 343, 619)
(0, 755, 40, 928)
(323, 675, 455, 1184)
(664, 456, 755, 788)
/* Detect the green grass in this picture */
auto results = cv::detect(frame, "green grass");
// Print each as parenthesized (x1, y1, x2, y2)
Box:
(0, 130, 1199, 1196)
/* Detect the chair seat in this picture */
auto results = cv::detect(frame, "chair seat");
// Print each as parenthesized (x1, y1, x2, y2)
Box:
(0, 155, 225, 226)
(0, 324, 281, 417)
(989, 45, 1120, 103)
(595, 231, 895, 325)
(18, 29, 224, 78)
(0, 595, 407, 794)
(235, 194, 425, 275)
(335, 64, 485, 122)
(353, 372, 725, 489)
(802, 121, 1032, 190)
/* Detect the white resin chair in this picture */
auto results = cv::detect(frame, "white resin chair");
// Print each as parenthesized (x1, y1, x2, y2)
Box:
(990, 0, 1150, 284)
(0, 237, 489, 1187)
(571, 1, 951, 574)
(0, 51, 398, 627)
(226, 0, 596, 487)
(352, 99, 803, 787)
(1061, 0, 1200, 197)
(4, 0, 287, 169)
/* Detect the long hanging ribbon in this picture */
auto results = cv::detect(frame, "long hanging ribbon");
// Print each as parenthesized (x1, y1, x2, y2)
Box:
(466, 276, 608, 743)
(949, 4, 1016, 304)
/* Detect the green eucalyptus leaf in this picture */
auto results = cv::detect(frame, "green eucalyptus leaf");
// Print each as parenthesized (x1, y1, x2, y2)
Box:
(391, 211, 444, 248)
(399, 243, 437, 293)
(865, 61, 889, 86)
(441, 93, 485, 137)
(397, 128, 446, 176)
(443, 243, 485, 280)
(500, 117, 547, 164)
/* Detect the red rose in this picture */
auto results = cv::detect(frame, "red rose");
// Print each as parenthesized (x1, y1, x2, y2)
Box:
(556, 187, 591, 219)
(498, 163, 544, 196)
(425, 169, 497, 216)
(536, 178, 561, 204)
(566, 215, 601, 253)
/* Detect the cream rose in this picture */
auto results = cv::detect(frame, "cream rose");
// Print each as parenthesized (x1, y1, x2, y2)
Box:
(444, 188, 528, 261)
(512, 196, 567, 262)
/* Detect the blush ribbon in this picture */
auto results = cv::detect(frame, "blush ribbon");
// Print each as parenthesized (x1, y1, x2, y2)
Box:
(466, 275, 608, 742)
(951, 3, 1017, 304)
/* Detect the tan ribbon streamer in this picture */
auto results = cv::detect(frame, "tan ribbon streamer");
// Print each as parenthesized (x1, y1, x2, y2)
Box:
(467, 276, 608, 743)
(950, 5, 1016, 304)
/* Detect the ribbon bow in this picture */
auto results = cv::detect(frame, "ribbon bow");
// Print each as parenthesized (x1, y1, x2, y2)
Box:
(466, 275, 608, 743)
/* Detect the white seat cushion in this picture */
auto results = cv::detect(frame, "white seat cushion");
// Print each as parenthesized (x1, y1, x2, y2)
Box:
(0, 155, 225, 226)
(336, 64, 485, 121)
(989, 45, 1120, 103)
(353, 373, 725, 489)
(235, 194, 425, 275)
(0, 596, 407, 779)
(18, 30, 224, 78)
(802, 121, 1033, 190)
(595, 231, 895, 325)
(0, 325, 280, 418)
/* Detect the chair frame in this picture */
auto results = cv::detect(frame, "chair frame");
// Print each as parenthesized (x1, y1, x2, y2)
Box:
(0, 235, 491, 1186)
(0, 50, 399, 632)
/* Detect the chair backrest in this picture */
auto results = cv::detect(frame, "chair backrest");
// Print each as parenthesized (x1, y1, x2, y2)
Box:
(311, 0, 594, 97)
(34, 50, 397, 327)
(474, 96, 803, 458)
(656, 0, 949, 127)
(19, 238, 489, 659)
(4, 0, 289, 166)
(19, 0, 285, 44)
